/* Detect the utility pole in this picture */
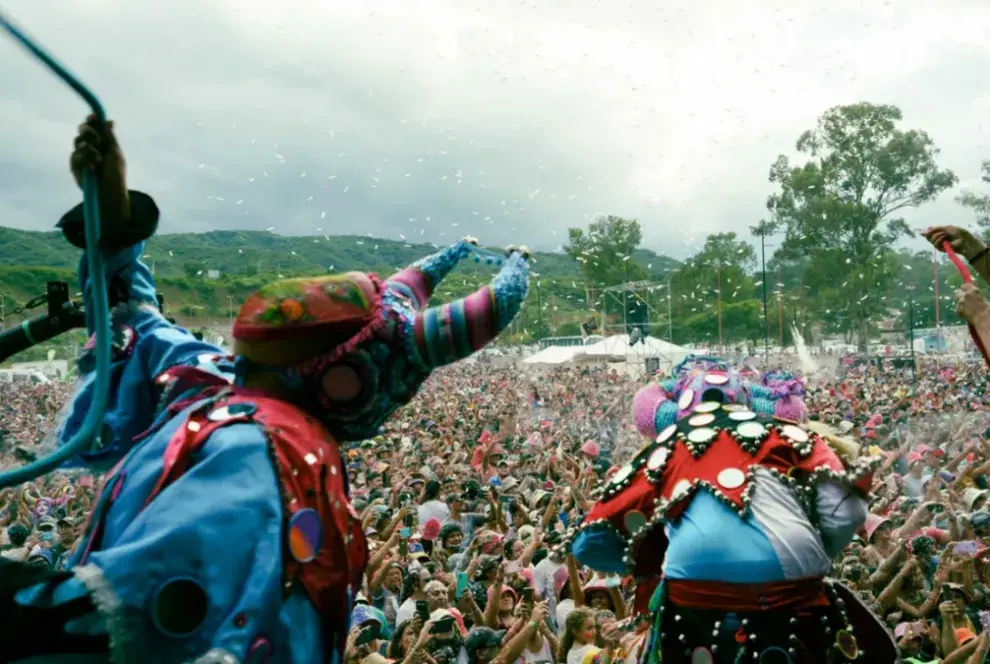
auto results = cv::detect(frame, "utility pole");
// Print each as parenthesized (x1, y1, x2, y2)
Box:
(535, 281, 543, 338)
(667, 274, 673, 344)
(761, 235, 769, 364)
(777, 264, 784, 348)
(933, 250, 941, 352)
(715, 262, 723, 352)
(750, 220, 776, 366)
(906, 285, 916, 377)
(623, 261, 629, 335)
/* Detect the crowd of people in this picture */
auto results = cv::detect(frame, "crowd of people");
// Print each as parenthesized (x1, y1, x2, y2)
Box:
(5, 117, 990, 661)
(3, 354, 990, 662)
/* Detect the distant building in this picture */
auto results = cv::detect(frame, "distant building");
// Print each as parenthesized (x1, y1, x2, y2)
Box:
(206, 270, 221, 280)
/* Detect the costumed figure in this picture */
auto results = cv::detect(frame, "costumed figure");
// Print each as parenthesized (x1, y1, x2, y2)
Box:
(0, 119, 529, 664)
(567, 357, 895, 664)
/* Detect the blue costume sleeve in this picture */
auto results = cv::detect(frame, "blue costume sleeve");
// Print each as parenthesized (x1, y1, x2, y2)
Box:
(571, 528, 629, 575)
(60, 203, 221, 468)
(18, 423, 288, 663)
(816, 482, 869, 558)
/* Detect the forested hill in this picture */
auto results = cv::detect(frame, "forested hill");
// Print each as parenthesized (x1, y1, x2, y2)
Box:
(0, 226, 680, 343)
(0, 226, 678, 281)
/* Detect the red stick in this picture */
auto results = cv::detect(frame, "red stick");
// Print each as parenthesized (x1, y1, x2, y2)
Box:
(943, 241, 974, 285)
(941, 241, 990, 366)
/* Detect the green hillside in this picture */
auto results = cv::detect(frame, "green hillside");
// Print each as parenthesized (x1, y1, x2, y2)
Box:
(0, 226, 680, 361)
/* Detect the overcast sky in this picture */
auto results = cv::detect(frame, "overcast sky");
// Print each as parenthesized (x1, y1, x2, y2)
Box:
(1, 0, 989, 260)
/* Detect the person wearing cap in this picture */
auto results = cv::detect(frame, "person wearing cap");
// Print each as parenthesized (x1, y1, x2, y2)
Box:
(462, 601, 553, 664)
(0, 119, 529, 664)
(895, 621, 939, 663)
(448, 491, 488, 545)
(51, 516, 78, 571)
(462, 626, 505, 664)
(939, 582, 980, 659)
(25, 545, 55, 569)
(369, 560, 405, 629)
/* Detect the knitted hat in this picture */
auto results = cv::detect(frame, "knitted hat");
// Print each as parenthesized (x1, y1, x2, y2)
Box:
(632, 356, 810, 439)
(231, 239, 529, 441)
(580, 440, 600, 458)
(422, 518, 442, 541)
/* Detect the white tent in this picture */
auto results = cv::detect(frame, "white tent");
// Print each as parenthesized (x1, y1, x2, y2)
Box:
(522, 345, 582, 365)
(579, 334, 692, 371)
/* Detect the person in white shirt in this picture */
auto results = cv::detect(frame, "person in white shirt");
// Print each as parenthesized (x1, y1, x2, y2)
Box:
(418, 480, 450, 525)
(0, 523, 30, 562)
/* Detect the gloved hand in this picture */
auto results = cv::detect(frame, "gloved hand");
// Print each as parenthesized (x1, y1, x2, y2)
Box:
(0, 558, 109, 661)
(58, 115, 158, 252)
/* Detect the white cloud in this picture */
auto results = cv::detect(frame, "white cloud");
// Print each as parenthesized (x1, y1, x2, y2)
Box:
(0, 0, 989, 259)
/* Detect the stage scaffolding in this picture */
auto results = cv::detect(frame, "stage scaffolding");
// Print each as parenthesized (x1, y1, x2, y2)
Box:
(589, 280, 674, 372)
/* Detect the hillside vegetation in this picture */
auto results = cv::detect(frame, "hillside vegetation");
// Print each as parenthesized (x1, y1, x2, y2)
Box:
(0, 226, 679, 361)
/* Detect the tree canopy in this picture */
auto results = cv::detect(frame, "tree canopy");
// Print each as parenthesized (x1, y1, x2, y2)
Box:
(766, 102, 957, 348)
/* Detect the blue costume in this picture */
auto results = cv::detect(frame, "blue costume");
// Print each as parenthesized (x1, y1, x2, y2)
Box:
(1, 193, 529, 664)
(567, 359, 894, 664)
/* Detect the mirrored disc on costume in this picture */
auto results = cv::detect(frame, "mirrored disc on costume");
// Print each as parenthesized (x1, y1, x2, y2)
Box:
(835, 630, 859, 660)
(677, 388, 695, 411)
(208, 402, 258, 422)
(647, 447, 669, 471)
(781, 424, 810, 444)
(631, 441, 653, 464)
(670, 479, 692, 500)
(736, 421, 766, 439)
(704, 373, 729, 385)
(694, 401, 721, 414)
(624, 510, 648, 534)
(691, 647, 714, 664)
(688, 413, 716, 427)
(288, 508, 323, 563)
(717, 468, 746, 490)
(686, 427, 717, 444)
(728, 410, 756, 421)
(611, 464, 635, 485)
(656, 424, 677, 444)
(722, 403, 746, 412)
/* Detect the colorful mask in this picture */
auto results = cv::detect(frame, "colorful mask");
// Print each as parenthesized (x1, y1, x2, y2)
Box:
(233, 239, 529, 441)
(632, 356, 810, 439)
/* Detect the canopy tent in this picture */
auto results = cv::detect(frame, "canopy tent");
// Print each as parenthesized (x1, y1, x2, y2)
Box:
(521, 344, 582, 366)
(578, 334, 692, 372)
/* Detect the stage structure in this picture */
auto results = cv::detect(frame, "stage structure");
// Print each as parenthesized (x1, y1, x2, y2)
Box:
(596, 280, 674, 372)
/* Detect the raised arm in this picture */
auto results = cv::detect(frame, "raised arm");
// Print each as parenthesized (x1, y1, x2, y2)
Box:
(58, 119, 222, 469)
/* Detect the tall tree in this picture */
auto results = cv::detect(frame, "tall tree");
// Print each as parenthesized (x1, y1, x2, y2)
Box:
(957, 160, 990, 239)
(565, 216, 648, 286)
(766, 102, 957, 349)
